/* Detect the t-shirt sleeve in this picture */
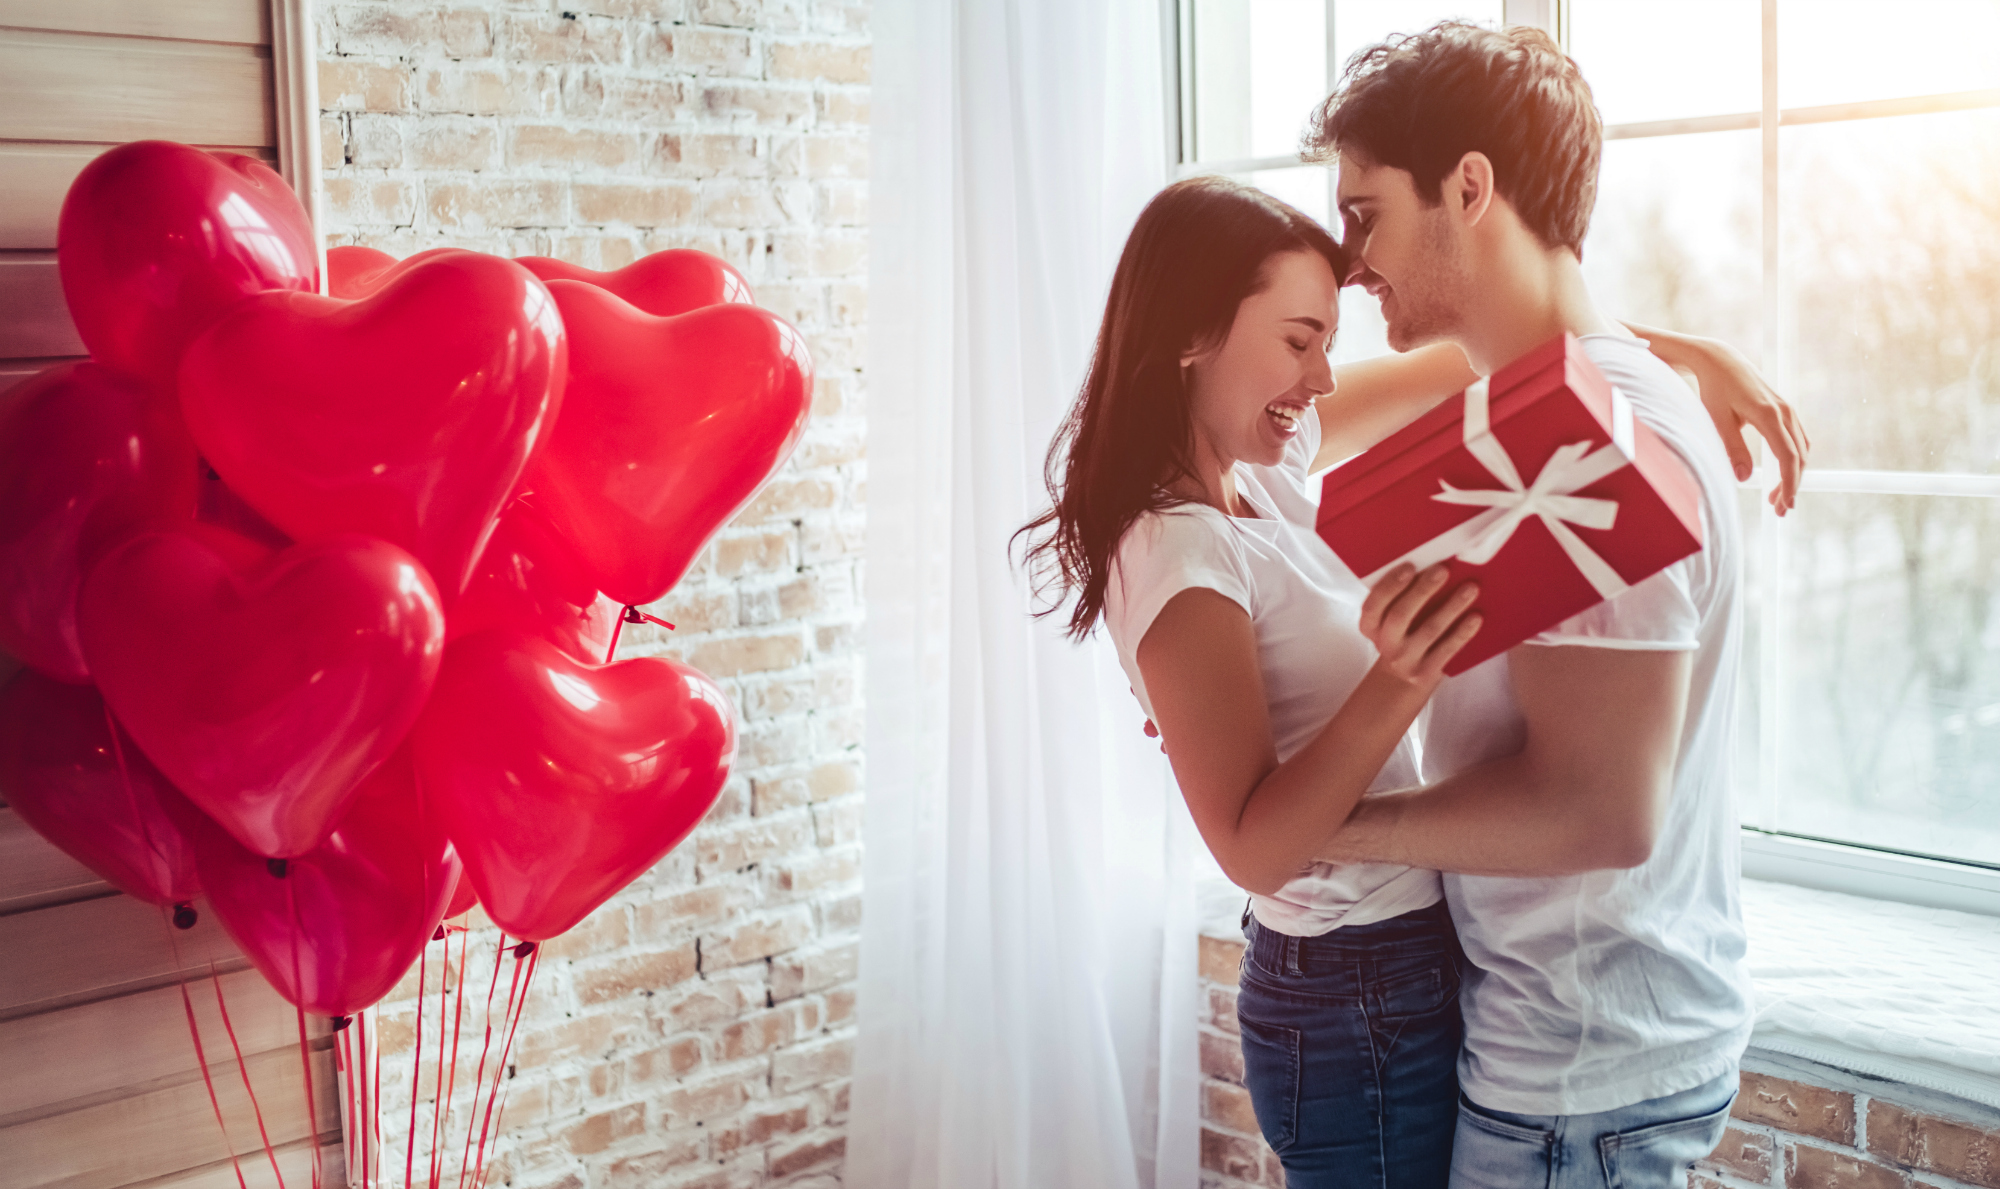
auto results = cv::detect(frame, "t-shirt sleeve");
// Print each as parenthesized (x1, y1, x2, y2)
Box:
(1105, 510, 1254, 657)
(1527, 556, 1701, 651)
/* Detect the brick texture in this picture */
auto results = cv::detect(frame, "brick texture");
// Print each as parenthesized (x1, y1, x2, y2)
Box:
(321, 1, 867, 1185)
(1194, 925, 2000, 1189)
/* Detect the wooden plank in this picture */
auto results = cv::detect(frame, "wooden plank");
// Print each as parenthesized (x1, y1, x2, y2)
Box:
(0, 30, 273, 147)
(0, 253, 85, 360)
(138, 1141, 344, 1189)
(0, 144, 106, 251)
(0, 808, 114, 916)
(0, 357, 79, 395)
(0, 968, 328, 1123)
(0, 143, 276, 252)
(0, 1044, 339, 1189)
(0, 894, 244, 1021)
(0, 0, 268, 46)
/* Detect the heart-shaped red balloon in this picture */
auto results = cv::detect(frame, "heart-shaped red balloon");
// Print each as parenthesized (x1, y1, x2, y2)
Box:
(442, 867, 479, 920)
(516, 249, 752, 317)
(58, 141, 319, 388)
(78, 529, 445, 858)
(178, 249, 566, 602)
(0, 362, 197, 682)
(0, 671, 201, 906)
(451, 500, 619, 664)
(412, 630, 734, 941)
(181, 748, 460, 1016)
(326, 245, 399, 298)
(522, 283, 812, 605)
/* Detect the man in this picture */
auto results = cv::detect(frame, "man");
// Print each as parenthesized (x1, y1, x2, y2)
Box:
(1307, 23, 1755, 1189)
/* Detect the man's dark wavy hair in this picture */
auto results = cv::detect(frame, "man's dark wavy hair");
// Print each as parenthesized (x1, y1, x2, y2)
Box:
(1303, 21, 1603, 255)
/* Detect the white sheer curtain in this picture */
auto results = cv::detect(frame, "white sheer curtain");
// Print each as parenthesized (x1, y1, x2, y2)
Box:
(850, 1, 1199, 1187)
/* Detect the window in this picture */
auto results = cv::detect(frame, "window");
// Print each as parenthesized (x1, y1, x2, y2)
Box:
(1172, 0, 2000, 913)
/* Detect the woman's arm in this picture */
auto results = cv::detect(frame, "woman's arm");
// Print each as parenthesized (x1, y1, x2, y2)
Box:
(1315, 329, 1810, 514)
(1314, 343, 1475, 471)
(1137, 565, 1479, 895)
(1624, 322, 1810, 514)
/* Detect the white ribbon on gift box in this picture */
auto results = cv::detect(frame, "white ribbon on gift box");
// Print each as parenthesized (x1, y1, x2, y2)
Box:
(1358, 377, 1637, 599)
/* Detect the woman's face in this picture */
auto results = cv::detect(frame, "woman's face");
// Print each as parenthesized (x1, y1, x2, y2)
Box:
(1182, 249, 1340, 472)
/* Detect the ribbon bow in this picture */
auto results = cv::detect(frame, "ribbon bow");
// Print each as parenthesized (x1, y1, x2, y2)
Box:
(1361, 378, 1634, 598)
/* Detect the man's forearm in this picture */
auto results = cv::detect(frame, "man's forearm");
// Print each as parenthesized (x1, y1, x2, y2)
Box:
(1317, 753, 1646, 877)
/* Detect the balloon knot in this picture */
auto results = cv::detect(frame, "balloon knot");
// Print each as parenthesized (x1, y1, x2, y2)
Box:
(620, 606, 675, 630)
(172, 902, 198, 930)
(433, 925, 447, 941)
(331, 1015, 352, 1031)
(512, 940, 537, 959)
(266, 858, 289, 878)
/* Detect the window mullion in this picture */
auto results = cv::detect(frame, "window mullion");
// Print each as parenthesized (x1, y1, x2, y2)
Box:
(1755, 0, 1784, 835)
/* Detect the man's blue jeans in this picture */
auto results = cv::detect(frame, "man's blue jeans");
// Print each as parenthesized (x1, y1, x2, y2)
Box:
(1448, 1069, 1739, 1189)
(1236, 901, 1465, 1189)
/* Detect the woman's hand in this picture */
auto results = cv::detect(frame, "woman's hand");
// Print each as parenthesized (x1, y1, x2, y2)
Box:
(1626, 322, 1811, 516)
(1359, 563, 1482, 691)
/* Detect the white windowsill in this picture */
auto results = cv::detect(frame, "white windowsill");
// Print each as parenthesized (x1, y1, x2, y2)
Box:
(1193, 874, 2000, 1114)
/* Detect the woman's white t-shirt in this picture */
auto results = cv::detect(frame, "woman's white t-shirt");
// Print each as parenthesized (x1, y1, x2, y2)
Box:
(1101, 405, 1440, 937)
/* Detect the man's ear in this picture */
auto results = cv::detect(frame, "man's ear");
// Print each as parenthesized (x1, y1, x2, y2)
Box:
(1449, 151, 1497, 227)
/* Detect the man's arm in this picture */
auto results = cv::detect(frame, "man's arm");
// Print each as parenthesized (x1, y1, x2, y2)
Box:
(1317, 644, 1692, 876)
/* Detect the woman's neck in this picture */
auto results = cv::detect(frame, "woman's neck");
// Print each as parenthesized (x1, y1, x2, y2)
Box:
(1171, 436, 1255, 517)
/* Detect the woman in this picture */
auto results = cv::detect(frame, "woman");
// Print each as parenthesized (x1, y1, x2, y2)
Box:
(1017, 176, 1801, 1188)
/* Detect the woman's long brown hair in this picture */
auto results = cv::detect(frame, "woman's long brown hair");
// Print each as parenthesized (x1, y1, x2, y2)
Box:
(1016, 176, 1346, 639)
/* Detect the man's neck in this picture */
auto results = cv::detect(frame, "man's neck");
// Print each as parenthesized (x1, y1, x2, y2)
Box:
(1455, 240, 1622, 375)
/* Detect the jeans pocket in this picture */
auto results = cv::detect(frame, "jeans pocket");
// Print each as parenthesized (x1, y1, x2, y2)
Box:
(1451, 1094, 1555, 1189)
(1371, 951, 1461, 1019)
(1597, 1089, 1739, 1189)
(1235, 1011, 1302, 1152)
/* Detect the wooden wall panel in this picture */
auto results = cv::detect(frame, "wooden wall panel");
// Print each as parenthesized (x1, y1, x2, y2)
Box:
(0, 31, 273, 148)
(0, 145, 108, 251)
(0, 893, 246, 1021)
(0, 255, 87, 359)
(0, 808, 113, 915)
(0, 969, 316, 1122)
(0, 1045, 338, 1189)
(0, 0, 268, 45)
(148, 1140, 345, 1189)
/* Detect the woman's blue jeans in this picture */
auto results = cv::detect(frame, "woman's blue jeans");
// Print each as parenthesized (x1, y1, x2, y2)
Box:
(1236, 900, 1465, 1189)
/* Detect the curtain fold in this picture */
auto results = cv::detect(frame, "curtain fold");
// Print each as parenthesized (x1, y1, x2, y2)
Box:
(852, 1, 1196, 1186)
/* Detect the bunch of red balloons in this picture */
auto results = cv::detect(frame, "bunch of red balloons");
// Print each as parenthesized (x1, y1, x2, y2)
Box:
(0, 141, 814, 1018)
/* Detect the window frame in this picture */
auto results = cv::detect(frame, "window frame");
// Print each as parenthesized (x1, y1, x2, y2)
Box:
(1167, 0, 2000, 917)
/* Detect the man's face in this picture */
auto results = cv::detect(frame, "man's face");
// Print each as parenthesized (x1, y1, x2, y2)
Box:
(1335, 150, 1469, 353)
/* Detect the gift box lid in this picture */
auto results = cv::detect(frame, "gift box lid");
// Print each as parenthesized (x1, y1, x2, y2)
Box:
(1316, 334, 1620, 530)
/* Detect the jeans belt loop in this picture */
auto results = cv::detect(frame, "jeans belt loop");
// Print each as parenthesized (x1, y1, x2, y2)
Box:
(1285, 934, 1303, 976)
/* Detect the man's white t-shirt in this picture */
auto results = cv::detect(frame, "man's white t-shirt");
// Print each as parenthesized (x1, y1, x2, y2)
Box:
(1422, 333, 1754, 1115)
(1102, 405, 1440, 937)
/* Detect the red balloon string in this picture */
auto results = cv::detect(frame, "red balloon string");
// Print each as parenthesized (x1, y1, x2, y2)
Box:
(360, 1008, 376, 1184)
(456, 934, 510, 1189)
(407, 942, 427, 1189)
(284, 878, 324, 1189)
(295, 1002, 323, 1189)
(373, 1009, 385, 1184)
(164, 908, 250, 1189)
(605, 604, 676, 664)
(437, 925, 470, 1189)
(337, 1027, 356, 1185)
(471, 945, 537, 1187)
(428, 927, 453, 1188)
(211, 960, 287, 1188)
(469, 945, 527, 1183)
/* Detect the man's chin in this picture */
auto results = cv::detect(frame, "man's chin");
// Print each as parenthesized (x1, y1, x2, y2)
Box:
(1385, 319, 1452, 355)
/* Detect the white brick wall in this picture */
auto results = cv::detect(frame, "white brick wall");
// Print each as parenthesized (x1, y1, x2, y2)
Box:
(317, 2, 868, 1184)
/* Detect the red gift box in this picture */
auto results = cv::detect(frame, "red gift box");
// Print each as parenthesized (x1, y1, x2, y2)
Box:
(1316, 334, 1704, 675)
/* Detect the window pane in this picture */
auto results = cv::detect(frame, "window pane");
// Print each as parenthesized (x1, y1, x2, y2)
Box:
(1331, 0, 1503, 80)
(1778, 0, 2000, 110)
(1245, 163, 1330, 226)
(1580, 128, 1763, 360)
(1188, 0, 1327, 162)
(1781, 107, 2000, 473)
(1735, 487, 1770, 830)
(1777, 492, 2000, 868)
(1568, 0, 1761, 127)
